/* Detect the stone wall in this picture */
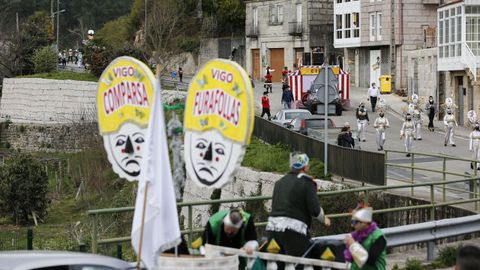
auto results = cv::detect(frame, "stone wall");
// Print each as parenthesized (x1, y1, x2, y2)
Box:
(180, 166, 339, 230)
(406, 48, 437, 99)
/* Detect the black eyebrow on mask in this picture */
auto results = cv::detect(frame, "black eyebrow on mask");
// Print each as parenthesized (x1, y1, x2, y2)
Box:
(214, 142, 225, 148)
(115, 134, 127, 140)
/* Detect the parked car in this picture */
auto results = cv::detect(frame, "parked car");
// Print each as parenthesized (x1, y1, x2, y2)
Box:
(0, 250, 133, 270)
(272, 109, 312, 126)
(286, 115, 336, 135)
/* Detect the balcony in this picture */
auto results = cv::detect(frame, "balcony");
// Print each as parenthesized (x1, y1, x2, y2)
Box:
(246, 25, 259, 38)
(288, 22, 303, 37)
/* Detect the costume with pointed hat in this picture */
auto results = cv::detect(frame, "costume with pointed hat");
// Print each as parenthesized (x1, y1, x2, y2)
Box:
(356, 103, 369, 142)
(373, 100, 389, 151)
(400, 113, 415, 157)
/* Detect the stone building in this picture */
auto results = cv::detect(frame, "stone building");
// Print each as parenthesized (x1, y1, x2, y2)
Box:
(437, 0, 480, 125)
(245, 0, 335, 82)
(334, 0, 438, 89)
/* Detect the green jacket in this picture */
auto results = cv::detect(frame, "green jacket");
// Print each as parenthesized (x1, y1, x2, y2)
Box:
(351, 228, 386, 270)
(208, 210, 252, 246)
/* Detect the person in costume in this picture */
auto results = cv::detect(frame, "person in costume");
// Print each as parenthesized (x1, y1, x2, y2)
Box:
(400, 113, 415, 157)
(356, 103, 369, 142)
(413, 108, 423, 140)
(267, 152, 331, 261)
(373, 111, 389, 151)
(344, 206, 387, 270)
(455, 245, 480, 270)
(470, 123, 480, 170)
(443, 108, 458, 147)
(202, 209, 258, 254)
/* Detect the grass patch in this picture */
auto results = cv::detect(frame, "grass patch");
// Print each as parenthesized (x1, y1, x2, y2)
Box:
(242, 137, 328, 179)
(17, 71, 98, 82)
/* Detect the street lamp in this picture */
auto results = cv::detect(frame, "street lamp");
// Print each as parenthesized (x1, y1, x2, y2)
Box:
(52, 9, 66, 52)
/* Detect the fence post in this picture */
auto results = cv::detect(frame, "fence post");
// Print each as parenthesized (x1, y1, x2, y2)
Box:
(427, 241, 436, 261)
(442, 157, 446, 202)
(363, 190, 369, 205)
(117, 242, 123, 260)
(188, 205, 193, 247)
(430, 184, 435, 221)
(411, 153, 414, 196)
(92, 214, 98, 254)
(384, 151, 388, 183)
(27, 228, 33, 250)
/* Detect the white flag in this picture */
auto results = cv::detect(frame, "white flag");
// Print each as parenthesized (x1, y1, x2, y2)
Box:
(131, 78, 181, 269)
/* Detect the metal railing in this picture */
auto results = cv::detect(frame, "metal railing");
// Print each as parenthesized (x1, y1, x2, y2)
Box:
(462, 42, 477, 81)
(385, 150, 480, 209)
(88, 177, 480, 254)
(160, 77, 189, 91)
(315, 214, 480, 261)
(288, 22, 303, 36)
(205, 244, 346, 270)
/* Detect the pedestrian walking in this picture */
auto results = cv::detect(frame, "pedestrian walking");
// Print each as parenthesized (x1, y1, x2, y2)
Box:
(356, 103, 369, 142)
(425, 96, 436, 131)
(266, 152, 331, 266)
(400, 113, 415, 157)
(413, 108, 423, 140)
(469, 124, 480, 170)
(373, 112, 389, 151)
(455, 245, 480, 270)
(170, 69, 177, 80)
(281, 66, 289, 84)
(261, 91, 271, 120)
(264, 70, 273, 93)
(178, 67, 183, 82)
(281, 86, 294, 109)
(61, 51, 67, 68)
(344, 206, 387, 270)
(68, 49, 74, 63)
(367, 83, 381, 112)
(249, 75, 255, 88)
(443, 108, 458, 147)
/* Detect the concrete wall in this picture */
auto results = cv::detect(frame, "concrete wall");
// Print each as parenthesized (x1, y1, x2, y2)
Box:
(180, 166, 339, 230)
(406, 48, 437, 99)
(0, 78, 186, 124)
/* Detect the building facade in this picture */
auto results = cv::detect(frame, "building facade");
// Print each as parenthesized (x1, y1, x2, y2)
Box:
(245, 0, 336, 82)
(437, 0, 480, 125)
(334, 0, 438, 89)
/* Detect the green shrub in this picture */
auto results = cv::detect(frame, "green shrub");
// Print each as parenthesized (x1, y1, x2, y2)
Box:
(18, 71, 98, 81)
(437, 245, 461, 267)
(177, 36, 200, 53)
(0, 154, 49, 225)
(405, 258, 426, 270)
(32, 46, 57, 74)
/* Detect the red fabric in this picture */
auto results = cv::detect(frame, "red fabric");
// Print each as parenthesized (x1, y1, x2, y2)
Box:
(261, 96, 270, 108)
(265, 73, 272, 81)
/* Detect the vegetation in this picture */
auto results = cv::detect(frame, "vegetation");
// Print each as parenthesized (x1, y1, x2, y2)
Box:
(32, 46, 57, 74)
(18, 71, 98, 82)
(0, 155, 49, 225)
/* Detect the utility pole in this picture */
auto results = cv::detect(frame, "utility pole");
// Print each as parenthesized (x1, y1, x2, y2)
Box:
(324, 65, 329, 177)
(56, 0, 60, 52)
(144, 0, 147, 45)
(16, 13, 19, 33)
(51, 0, 54, 34)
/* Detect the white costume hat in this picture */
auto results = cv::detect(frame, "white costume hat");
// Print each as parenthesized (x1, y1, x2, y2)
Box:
(352, 207, 373, 223)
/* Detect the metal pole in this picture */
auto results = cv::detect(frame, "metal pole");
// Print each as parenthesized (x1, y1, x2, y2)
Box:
(188, 205, 193, 247)
(411, 153, 414, 196)
(324, 65, 328, 177)
(56, 0, 60, 71)
(430, 184, 435, 221)
(442, 157, 446, 202)
(144, 0, 147, 45)
(92, 214, 98, 253)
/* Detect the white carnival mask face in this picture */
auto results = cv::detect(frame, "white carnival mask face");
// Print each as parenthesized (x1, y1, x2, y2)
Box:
(185, 129, 242, 187)
(105, 122, 145, 179)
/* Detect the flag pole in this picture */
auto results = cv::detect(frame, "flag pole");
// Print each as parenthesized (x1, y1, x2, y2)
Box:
(136, 181, 150, 270)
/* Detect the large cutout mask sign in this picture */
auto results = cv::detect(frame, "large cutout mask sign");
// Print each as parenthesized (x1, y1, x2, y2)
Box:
(97, 56, 156, 181)
(184, 59, 254, 188)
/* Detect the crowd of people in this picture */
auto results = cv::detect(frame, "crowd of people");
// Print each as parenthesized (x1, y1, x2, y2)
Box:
(58, 49, 84, 68)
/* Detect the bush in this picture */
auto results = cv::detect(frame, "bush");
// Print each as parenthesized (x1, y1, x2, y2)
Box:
(32, 46, 57, 74)
(0, 154, 49, 225)
(437, 245, 461, 267)
(177, 36, 200, 53)
(405, 258, 426, 270)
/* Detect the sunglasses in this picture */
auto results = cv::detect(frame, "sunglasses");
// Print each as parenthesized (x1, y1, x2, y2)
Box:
(351, 220, 360, 225)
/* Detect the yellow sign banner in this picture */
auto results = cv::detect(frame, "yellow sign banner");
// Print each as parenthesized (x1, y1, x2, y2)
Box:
(300, 66, 340, 75)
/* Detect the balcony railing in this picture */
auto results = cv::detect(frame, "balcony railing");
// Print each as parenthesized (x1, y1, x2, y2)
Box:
(288, 22, 303, 36)
(246, 25, 259, 38)
(462, 42, 477, 81)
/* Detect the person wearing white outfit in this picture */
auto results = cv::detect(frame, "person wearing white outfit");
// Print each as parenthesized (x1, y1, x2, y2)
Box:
(443, 109, 458, 147)
(400, 113, 415, 157)
(413, 109, 423, 140)
(356, 103, 369, 142)
(373, 112, 389, 151)
(470, 124, 480, 170)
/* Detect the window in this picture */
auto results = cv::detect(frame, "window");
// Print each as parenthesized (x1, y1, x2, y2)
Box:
(345, 13, 351, 38)
(253, 7, 258, 29)
(269, 5, 283, 25)
(296, 4, 302, 24)
(466, 16, 480, 56)
(336, 14, 343, 39)
(370, 13, 376, 41)
(353, 12, 360, 37)
(439, 20, 444, 44)
(377, 13, 382, 40)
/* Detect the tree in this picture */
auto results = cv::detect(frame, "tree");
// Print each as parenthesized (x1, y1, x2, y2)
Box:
(203, 0, 245, 36)
(0, 155, 49, 225)
(32, 46, 57, 73)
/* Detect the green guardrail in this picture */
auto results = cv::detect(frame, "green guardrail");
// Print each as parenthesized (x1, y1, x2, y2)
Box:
(384, 150, 480, 204)
(88, 177, 480, 254)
